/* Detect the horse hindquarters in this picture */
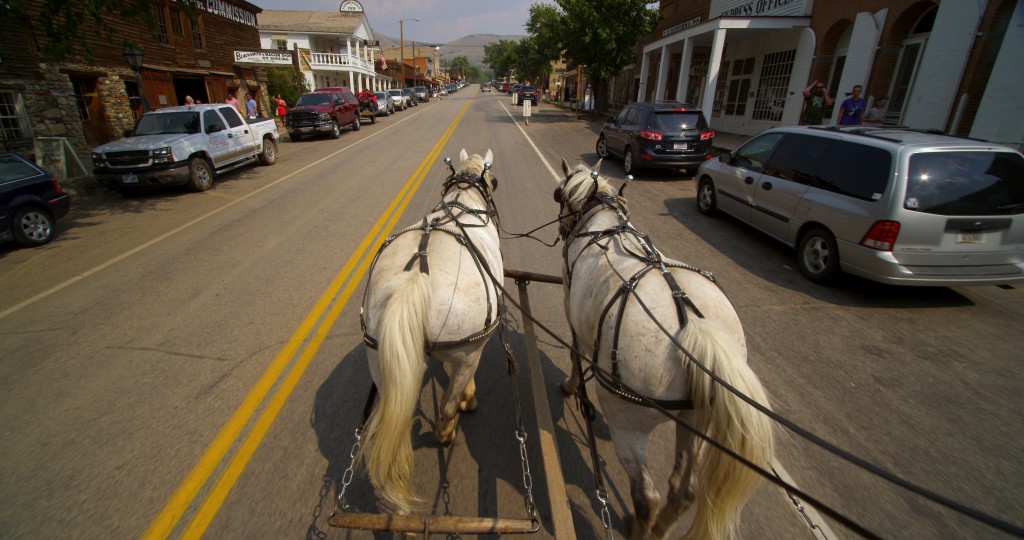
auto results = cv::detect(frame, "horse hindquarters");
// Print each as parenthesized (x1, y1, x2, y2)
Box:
(678, 316, 774, 540)
(363, 271, 431, 514)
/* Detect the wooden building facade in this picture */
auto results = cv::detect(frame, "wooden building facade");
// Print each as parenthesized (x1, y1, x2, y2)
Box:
(0, 0, 270, 166)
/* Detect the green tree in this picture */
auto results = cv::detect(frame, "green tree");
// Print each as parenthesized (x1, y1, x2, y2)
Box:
(2, 0, 202, 61)
(527, 0, 660, 112)
(483, 39, 520, 82)
(265, 67, 309, 107)
(449, 55, 470, 82)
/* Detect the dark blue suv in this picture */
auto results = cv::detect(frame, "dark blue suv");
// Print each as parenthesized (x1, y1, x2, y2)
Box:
(596, 101, 715, 177)
(0, 153, 71, 247)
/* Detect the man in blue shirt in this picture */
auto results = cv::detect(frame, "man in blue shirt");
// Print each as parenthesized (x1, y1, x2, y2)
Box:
(245, 93, 257, 118)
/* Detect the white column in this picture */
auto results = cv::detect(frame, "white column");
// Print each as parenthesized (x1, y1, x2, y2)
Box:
(675, 38, 694, 102)
(348, 71, 354, 90)
(637, 51, 651, 102)
(655, 45, 671, 101)
(701, 28, 727, 125)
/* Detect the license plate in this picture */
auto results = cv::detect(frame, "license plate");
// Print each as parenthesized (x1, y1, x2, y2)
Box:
(122, 173, 138, 184)
(673, 143, 688, 151)
(957, 232, 985, 244)
(300, 127, 314, 133)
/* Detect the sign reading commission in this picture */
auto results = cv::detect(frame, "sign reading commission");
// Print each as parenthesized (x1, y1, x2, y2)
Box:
(234, 51, 293, 65)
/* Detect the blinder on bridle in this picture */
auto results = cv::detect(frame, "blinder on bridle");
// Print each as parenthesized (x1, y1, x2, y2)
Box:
(443, 156, 497, 198)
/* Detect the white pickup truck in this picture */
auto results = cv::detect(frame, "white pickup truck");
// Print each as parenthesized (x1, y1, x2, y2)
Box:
(91, 104, 279, 194)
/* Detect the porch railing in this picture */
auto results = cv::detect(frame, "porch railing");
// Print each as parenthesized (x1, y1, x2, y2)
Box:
(309, 53, 372, 72)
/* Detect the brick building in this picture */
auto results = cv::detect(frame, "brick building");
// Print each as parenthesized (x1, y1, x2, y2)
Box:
(624, 0, 1022, 148)
(0, 0, 270, 168)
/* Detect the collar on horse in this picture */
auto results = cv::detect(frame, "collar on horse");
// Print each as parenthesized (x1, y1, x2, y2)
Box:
(560, 171, 719, 410)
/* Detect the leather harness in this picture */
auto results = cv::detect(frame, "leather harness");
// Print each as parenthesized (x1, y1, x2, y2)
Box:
(360, 167, 500, 353)
(561, 184, 719, 410)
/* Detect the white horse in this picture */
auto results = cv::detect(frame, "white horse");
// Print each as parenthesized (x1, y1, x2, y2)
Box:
(359, 149, 501, 514)
(555, 159, 774, 540)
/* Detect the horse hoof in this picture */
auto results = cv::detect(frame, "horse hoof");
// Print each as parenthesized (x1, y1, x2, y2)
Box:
(435, 428, 457, 445)
(459, 396, 478, 413)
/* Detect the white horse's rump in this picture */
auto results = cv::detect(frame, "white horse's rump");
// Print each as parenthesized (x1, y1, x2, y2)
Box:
(359, 149, 501, 514)
(555, 160, 774, 540)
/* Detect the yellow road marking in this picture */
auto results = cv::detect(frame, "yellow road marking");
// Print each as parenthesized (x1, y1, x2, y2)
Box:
(142, 100, 472, 539)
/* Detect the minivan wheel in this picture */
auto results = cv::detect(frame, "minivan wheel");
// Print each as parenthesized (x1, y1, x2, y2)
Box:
(596, 136, 610, 159)
(12, 206, 55, 246)
(623, 147, 637, 175)
(330, 121, 342, 139)
(696, 178, 717, 216)
(798, 227, 841, 283)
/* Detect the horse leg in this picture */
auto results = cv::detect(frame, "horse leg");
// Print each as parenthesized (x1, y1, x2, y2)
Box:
(651, 410, 704, 539)
(434, 346, 483, 444)
(458, 378, 478, 412)
(606, 420, 660, 540)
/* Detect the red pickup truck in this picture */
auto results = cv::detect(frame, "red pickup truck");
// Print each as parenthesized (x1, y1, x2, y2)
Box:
(284, 87, 361, 141)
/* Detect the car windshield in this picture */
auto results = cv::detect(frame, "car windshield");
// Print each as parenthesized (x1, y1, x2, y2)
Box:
(388, 90, 402, 96)
(374, 92, 387, 100)
(134, 112, 201, 135)
(905, 151, 1024, 215)
(414, 86, 426, 93)
(296, 94, 332, 106)
(651, 112, 707, 131)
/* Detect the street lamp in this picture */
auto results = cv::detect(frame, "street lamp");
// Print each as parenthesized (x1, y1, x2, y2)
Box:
(399, 18, 419, 88)
(122, 45, 148, 113)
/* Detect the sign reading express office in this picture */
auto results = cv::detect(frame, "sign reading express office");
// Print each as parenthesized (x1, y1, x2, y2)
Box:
(711, 0, 807, 18)
(233, 51, 293, 65)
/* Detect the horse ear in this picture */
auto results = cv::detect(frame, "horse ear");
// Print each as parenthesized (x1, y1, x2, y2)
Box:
(484, 149, 493, 164)
(460, 149, 468, 163)
(594, 158, 603, 174)
(561, 158, 571, 179)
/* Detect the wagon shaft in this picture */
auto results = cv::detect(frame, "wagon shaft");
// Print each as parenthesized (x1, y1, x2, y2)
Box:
(329, 512, 538, 534)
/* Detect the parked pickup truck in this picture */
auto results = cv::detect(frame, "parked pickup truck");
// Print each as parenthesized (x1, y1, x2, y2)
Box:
(285, 87, 361, 141)
(91, 104, 279, 194)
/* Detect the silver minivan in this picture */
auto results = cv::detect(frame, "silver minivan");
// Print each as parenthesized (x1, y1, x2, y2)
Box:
(696, 126, 1024, 286)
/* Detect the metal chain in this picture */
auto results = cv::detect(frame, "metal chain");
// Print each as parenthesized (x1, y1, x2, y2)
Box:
(305, 475, 332, 540)
(515, 427, 538, 522)
(785, 490, 831, 540)
(332, 427, 363, 513)
(596, 488, 615, 540)
(499, 306, 541, 528)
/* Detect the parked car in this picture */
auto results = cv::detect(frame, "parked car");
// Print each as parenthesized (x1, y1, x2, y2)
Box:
(412, 86, 429, 102)
(517, 86, 539, 105)
(285, 87, 361, 141)
(387, 89, 409, 110)
(0, 153, 71, 247)
(372, 92, 395, 116)
(696, 125, 1024, 286)
(92, 104, 279, 193)
(596, 101, 714, 177)
(402, 88, 418, 107)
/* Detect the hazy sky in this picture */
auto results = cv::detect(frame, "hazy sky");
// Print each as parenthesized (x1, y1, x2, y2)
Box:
(252, 0, 537, 44)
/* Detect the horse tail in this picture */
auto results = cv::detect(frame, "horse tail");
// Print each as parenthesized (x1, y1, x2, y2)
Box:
(680, 316, 775, 540)
(363, 271, 430, 513)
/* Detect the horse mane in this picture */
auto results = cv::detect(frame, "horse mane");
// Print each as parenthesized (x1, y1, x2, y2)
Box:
(564, 164, 625, 213)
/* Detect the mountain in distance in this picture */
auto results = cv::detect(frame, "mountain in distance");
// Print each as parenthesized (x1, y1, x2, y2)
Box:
(375, 33, 525, 68)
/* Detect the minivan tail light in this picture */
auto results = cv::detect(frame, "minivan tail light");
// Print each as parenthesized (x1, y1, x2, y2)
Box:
(639, 130, 663, 141)
(700, 130, 715, 141)
(861, 221, 900, 251)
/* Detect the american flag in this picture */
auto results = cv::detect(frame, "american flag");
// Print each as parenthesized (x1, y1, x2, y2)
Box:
(379, 52, 387, 70)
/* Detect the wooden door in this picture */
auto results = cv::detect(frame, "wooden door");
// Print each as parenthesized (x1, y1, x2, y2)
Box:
(69, 76, 113, 145)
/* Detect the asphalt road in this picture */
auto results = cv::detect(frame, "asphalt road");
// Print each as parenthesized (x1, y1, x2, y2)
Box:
(1, 87, 1021, 540)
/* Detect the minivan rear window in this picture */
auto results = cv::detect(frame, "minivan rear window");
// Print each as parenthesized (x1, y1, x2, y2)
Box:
(652, 112, 707, 131)
(815, 141, 891, 201)
(905, 151, 1024, 215)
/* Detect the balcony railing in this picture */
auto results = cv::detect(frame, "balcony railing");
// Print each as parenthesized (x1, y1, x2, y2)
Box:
(309, 53, 373, 72)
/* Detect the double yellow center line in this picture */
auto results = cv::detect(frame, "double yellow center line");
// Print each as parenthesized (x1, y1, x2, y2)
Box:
(142, 100, 473, 539)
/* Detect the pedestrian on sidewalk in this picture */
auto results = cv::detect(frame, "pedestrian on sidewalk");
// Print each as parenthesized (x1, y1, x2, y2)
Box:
(838, 85, 865, 126)
(799, 80, 833, 125)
